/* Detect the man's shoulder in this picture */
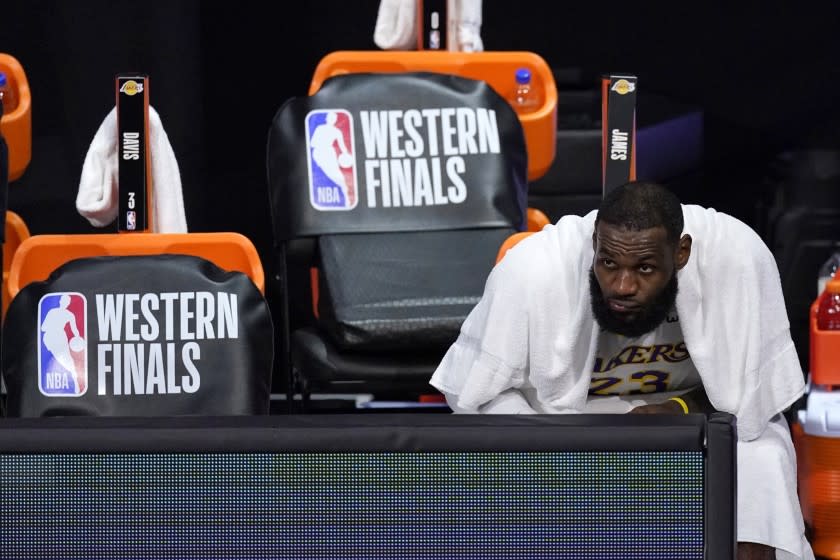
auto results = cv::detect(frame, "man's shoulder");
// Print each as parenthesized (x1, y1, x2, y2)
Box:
(491, 216, 594, 298)
(682, 204, 768, 252)
(683, 204, 757, 232)
(502, 215, 594, 270)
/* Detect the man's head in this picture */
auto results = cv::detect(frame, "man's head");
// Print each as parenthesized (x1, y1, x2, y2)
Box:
(590, 181, 692, 337)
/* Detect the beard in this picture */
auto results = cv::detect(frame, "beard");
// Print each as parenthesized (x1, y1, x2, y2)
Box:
(589, 268, 678, 338)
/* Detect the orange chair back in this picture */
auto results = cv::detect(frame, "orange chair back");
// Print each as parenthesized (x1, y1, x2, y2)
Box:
(526, 208, 550, 232)
(7, 232, 265, 301)
(309, 50, 557, 182)
(3, 210, 31, 319)
(0, 53, 32, 182)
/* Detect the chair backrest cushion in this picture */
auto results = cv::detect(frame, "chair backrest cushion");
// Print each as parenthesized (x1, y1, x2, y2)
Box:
(2, 254, 273, 417)
(267, 71, 528, 241)
(317, 228, 514, 351)
(0, 128, 7, 241)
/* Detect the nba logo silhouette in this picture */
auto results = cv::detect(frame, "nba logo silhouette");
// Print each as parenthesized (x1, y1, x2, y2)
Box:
(38, 292, 88, 397)
(126, 210, 137, 230)
(305, 109, 358, 210)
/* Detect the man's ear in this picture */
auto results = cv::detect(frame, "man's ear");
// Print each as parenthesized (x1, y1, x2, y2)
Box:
(592, 228, 598, 252)
(675, 234, 692, 270)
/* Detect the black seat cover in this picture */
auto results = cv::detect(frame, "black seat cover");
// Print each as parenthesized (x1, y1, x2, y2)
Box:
(2, 254, 273, 417)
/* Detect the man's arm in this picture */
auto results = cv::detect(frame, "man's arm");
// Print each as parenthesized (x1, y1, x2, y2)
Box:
(628, 385, 715, 415)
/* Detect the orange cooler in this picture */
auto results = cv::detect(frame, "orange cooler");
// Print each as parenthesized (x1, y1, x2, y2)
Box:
(795, 283, 840, 558)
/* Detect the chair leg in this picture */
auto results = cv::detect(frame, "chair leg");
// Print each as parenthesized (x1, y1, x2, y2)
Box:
(285, 368, 296, 413)
(298, 372, 312, 414)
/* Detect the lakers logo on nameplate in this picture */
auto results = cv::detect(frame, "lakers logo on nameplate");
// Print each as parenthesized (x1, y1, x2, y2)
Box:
(119, 80, 144, 96)
(305, 109, 358, 211)
(611, 79, 636, 95)
(38, 292, 88, 397)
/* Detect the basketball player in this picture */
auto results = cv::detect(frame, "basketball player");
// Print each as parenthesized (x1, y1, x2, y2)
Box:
(432, 182, 814, 560)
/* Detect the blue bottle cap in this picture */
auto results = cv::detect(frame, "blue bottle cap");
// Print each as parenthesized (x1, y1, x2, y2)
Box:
(0, 72, 7, 87)
(515, 68, 531, 85)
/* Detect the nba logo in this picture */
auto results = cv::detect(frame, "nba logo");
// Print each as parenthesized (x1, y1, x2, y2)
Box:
(126, 210, 137, 230)
(305, 109, 358, 211)
(38, 292, 88, 397)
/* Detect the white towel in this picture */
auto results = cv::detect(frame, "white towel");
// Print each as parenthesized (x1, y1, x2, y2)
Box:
(448, 0, 483, 52)
(76, 106, 187, 233)
(737, 415, 814, 560)
(373, 0, 483, 52)
(374, 0, 418, 50)
(430, 204, 807, 442)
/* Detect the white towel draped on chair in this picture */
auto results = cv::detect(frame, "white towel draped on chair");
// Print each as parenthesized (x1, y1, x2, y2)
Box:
(374, 0, 483, 52)
(76, 106, 187, 233)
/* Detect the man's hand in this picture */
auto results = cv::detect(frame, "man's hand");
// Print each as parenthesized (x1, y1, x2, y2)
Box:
(627, 400, 686, 415)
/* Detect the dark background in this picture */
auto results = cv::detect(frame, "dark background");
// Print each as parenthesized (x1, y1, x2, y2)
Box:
(5, 1, 840, 366)
(5, 1, 840, 236)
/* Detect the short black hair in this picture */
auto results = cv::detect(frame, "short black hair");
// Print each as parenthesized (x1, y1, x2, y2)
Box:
(595, 181, 684, 244)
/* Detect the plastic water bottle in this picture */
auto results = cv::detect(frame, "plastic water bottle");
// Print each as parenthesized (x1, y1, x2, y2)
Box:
(817, 277, 840, 330)
(512, 68, 538, 113)
(0, 71, 17, 115)
(818, 243, 840, 295)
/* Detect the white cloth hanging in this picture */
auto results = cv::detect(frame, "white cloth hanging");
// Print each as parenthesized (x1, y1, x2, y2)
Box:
(374, 0, 483, 52)
(76, 106, 187, 233)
